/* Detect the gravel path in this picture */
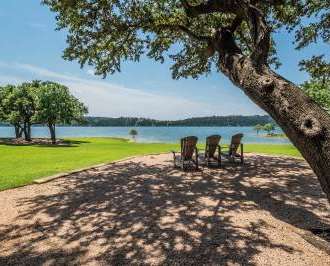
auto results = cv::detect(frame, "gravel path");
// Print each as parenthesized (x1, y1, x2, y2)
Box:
(0, 154, 330, 265)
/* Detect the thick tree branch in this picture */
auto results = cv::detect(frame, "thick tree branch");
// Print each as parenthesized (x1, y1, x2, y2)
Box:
(229, 15, 243, 33)
(181, 1, 270, 66)
(155, 23, 211, 42)
(245, 4, 271, 66)
(108, 19, 211, 43)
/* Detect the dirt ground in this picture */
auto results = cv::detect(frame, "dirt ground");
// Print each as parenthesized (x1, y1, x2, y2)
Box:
(0, 153, 329, 265)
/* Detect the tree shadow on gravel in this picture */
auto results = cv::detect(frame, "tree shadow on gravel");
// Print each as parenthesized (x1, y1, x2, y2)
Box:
(0, 155, 329, 265)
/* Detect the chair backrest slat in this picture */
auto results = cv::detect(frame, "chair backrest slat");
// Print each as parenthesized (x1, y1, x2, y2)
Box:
(181, 136, 198, 160)
(205, 135, 221, 157)
(229, 133, 243, 155)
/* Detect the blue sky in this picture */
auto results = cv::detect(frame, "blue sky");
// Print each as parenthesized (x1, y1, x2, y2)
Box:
(0, 1, 325, 119)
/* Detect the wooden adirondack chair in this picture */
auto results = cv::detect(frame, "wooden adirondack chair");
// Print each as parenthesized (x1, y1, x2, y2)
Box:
(202, 135, 222, 167)
(172, 136, 199, 170)
(222, 133, 244, 164)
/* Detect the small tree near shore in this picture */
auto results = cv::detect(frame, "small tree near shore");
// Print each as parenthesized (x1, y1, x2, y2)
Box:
(254, 124, 263, 135)
(129, 129, 138, 142)
(34, 81, 88, 144)
(263, 123, 276, 136)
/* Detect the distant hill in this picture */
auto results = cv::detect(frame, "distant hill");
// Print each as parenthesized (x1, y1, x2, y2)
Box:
(0, 115, 273, 127)
(80, 115, 273, 127)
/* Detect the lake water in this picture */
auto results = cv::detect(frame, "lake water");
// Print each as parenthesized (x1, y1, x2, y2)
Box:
(0, 126, 290, 144)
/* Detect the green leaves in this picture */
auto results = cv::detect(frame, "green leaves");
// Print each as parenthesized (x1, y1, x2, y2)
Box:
(0, 83, 36, 126)
(33, 81, 88, 126)
(263, 123, 276, 135)
(299, 55, 330, 82)
(42, 0, 329, 79)
(0, 81, 88, 128)
(301, 79, 330, 112)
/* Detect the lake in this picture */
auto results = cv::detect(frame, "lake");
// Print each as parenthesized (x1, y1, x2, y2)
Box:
(0, 126, 290, 144)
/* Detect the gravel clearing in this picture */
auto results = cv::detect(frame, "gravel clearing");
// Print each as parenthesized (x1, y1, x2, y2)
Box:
(0, 153, 330, 265)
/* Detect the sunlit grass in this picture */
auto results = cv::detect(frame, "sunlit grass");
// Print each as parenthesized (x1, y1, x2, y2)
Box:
(0, 138, 300, 191)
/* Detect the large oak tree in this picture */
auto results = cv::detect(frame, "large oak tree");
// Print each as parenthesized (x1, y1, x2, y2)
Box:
(43, 0, 330, 201)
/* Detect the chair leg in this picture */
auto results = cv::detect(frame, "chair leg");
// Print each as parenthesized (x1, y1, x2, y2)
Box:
(218, 154, 221, 167)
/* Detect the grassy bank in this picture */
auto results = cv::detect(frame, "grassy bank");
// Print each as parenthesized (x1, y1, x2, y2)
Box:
(0, 138, 300, 191)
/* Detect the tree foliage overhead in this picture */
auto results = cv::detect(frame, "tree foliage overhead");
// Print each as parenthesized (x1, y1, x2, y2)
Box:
(301, 79, 330, 112)
(43, 0, 329, 79)
(299, 58, 330, 116)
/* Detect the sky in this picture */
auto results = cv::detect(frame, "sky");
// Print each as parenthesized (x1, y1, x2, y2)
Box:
(0, 1, 326, 120)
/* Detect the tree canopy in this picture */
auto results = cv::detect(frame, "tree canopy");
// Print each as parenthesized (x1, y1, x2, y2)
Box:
(253, 124, 263, 134)
(34, 81, 88, 143)
(0, 81, 88, 143)
(263, 123, 276, 135)
(299, 43, 330, 113)
(43, 0, 329, 79)
(0, 85, 20, 127)
(301, 79, 330, 112)
(34, 81, 88, 127)
(0, 83, 37, 140)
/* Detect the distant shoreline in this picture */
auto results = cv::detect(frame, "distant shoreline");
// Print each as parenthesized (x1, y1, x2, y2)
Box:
(1, 115, 273, 128)
(1, 125, 271, 128)
(262, 133, 287, 138)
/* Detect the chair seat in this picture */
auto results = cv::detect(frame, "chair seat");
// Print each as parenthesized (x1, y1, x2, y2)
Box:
(199, 153, 221, 167)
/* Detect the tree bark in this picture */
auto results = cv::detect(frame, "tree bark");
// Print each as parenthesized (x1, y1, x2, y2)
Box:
(48, 123, 56, 144)
(214, 28, 330, 203)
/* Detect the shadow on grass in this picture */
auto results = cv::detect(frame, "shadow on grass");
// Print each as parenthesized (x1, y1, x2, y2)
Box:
(0, 155, 329, 265)
(0, 138, 90, 148)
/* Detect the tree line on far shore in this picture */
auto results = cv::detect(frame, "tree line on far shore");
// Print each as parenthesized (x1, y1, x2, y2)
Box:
(0, 81, 88, 144)
(82, 115, 273, 127)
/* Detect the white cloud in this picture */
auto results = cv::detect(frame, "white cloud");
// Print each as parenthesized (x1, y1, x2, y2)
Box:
(0, 62, 217, 119)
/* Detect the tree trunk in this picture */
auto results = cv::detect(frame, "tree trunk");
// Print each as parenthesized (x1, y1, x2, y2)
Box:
(48, 123, 56, 144)
(14, 124, 23, 139)
(23, 122, 32, 142)
(215, 30, 330, 203)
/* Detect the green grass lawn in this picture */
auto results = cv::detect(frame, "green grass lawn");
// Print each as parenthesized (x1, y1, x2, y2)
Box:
(0, 137, 301, 191)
